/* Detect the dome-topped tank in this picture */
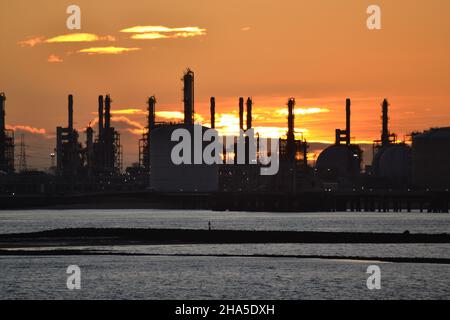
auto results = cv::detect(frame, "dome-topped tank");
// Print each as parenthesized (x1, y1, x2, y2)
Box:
(373, 144, 411, 183)
(316, 144, 362, 178)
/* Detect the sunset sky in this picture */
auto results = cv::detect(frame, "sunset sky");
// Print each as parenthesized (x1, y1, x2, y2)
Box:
(1, 0, 450, 169)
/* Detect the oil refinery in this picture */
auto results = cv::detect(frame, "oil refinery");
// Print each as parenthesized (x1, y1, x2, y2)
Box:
(0, 70, 449, 212)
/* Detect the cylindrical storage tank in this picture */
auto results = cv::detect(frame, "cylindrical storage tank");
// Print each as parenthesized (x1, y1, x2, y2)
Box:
(316, 144, 362, 178)
(373, 144, 412, 184)
(412, 127, 450, 189)
(150, 124, 219, 192)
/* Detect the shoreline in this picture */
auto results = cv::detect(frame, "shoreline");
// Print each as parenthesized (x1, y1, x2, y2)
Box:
(1, 249, 449, 265)
(1, 228, 449, 248)
(1, 190, 449, 213)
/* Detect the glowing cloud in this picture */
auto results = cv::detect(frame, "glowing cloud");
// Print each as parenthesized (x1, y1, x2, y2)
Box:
(121, 25, 206, 40)
(131, 33, 171, 40)
(47, 54, 63, 63)
(112, 116, 145, 136)
(111, 116, 144, 129)
(18, 34, 116, 48)
(77, 47, 141, 55)
(276, 107, 330, 116)
(253, 126, 308, 139)
(155, 111, 184, 120)
(121, 26, 206, 33)
(46, 33, 116, 43)
(88, 116, 145, 136)
(207, 112, 308, 139)
(111, 109, 145, 115)
(127, 128, 145, 135)
(6, 125, 47, 135)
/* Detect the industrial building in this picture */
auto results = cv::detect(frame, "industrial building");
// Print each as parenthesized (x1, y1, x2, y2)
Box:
(1, 80, 449, 212)
(412, 127, 450, 190)
(315, 99, 362, 181)
(0, 93, 14, 174)
(371, 99, 411, 185)
(91, 95, 123, 176)
(148, 69, 219, 192)
(56, 94, 122, 178)
(219, 97, 310, 193)
(2, 66, 450, 211)
(143, 69, 310, 193)
(56, 95, 84, 176)
(139, 96, 156, 172)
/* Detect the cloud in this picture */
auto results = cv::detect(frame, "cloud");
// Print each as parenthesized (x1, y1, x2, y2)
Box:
(120, 25, 206, 40)
(90, 108, 146, 116)
(48, 54, 63, 63)
(131, 33, 171, 40)
(45, 33, 116, 43)
(88, 116, 145, 136)
(6, 124, 48, 136)
(111, 116, 145, 135)
(241, 27, 251, 32)
(111, 108, 146, 115)
(18, 36, 46, 47)
(276, 107, 330, 116)
(18, 33, 116, 47)
(77, 47, 141, 55)
(155, 111, 184, 120)
(204, 113, 308, 138)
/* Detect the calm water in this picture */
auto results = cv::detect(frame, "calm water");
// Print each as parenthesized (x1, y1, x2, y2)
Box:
(0, 209, 449, 234)
(1, 255, 449, 300)
(0, 209, 449, 299)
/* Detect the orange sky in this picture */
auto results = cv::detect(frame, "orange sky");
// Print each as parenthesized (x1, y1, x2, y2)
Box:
(1, 0, 450, 169)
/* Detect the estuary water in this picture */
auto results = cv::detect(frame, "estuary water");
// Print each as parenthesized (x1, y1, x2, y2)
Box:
(0, 209, 449, 300)
(0, 209, 449, 234)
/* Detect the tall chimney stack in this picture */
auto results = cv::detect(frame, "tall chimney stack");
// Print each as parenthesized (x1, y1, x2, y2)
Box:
(246, 97, 253, 130)
(287, 98, 296, 160)
(345, 98, 351, 145)
(105, 95, 111, 130)
(68, 95, 73, 132)
(148, 96, 156, 130)
(287, 98, 295, 140)
(183, 69, 195, 125)
(86, 126, 94, 176)
(0, 93, 6, 134)
(381, 99, 389, 145)
(239, 97, 244, 130)
(98, 95, 104, 137)
(210, 97, 215, 129)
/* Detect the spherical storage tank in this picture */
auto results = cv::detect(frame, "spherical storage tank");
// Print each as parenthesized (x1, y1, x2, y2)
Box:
(412, 127, 450, 189)
(372, 144, 411, 184)
(149, 124, 219, 192)
(316, 144, 362, 178)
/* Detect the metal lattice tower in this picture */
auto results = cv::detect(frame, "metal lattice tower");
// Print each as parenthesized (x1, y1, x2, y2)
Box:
(18, 134, 27, 172)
